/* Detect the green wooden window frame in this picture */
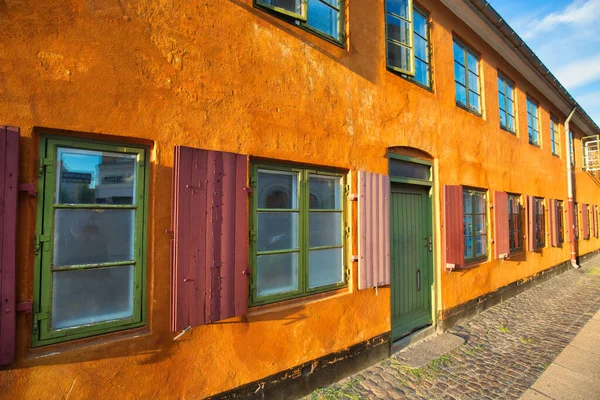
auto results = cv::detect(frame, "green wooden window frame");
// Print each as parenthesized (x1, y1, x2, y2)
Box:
(463, 189, 487, 262)
(527, 98, 540, 146)
(534, 197, 545, 249)
(508, 195, 522, 253)
(557, 200, 565, 244)
(574, 202, 579, 240)
(255, 0, 344, 45)
(550, 116, 560, 156)
(569, 130, 576, 166)
(498, 74, 516, 134)
(385, 0, 416, 76)
(453, 39, 481, 115)
(32, 137, 148, 347)
(250, 163, 347, 306)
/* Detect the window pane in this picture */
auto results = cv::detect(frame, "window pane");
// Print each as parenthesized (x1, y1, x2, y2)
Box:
(464, 215, 473, 235)
(258, 169, 298, 209)
(507, 99, 514, 116)
(455, 83, 467, 106)
(309, 175, 342, 209)
(414, 35, 427, 61)
(473, 193, 485, 213)
(506, 85, 513, 99)
(498, 91, 505, 112)
(386, 14, 411, 46)
(500, 111, 507, 128)
(309, 248, 343, 288)
(463, 193, 472, 213)
(307, 0, 339, 39)
(54, 209, 134, 267)
(475, 236, 486, 256)
(464, 236, 473, 258)
(258, 212, 298, 252)
(469, 92, 480, 112)
(57, 148, 137, 205)
(310, 212, 342, 247)
(413, 11, 427, 38)
(475, 215, 486, 234)
(468, 72, 479, 93)
(453, 42, 464, 64)
(467, 53, 478, 74)
(507, 116, 515, 132)
(261, 0, 302, 15)
(454, 62, 466, 85)
(51, 265, 134, 330)
(386, 0, 410, 19)
(257, 252, 298, 297)
(387, 40, 411, 71)
(389, 159, 430, 180)
(415, 59, 429, 86)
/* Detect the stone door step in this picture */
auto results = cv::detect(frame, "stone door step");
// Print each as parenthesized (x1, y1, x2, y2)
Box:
(393, 333, 465, 369)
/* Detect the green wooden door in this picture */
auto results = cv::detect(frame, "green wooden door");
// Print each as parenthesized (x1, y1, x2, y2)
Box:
(390, 183, 433, 340)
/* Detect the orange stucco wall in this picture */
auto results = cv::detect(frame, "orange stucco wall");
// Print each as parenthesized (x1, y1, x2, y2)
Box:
(1, 0, 599, 398)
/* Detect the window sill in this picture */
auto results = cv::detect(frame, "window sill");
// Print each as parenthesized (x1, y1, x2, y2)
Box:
(500, 126, 517, 136)
(456, 102, 483, 118)
(552, 153, 561, 158)
(455, 257, 489, 271)
(528, 141, 541, 148)
(387, 68, 434, 93)
(248, 287, 350, 317)
(25, 325, 150, 362)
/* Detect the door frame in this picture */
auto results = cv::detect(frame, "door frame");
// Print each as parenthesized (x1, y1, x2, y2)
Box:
(388, 153, 437, 338)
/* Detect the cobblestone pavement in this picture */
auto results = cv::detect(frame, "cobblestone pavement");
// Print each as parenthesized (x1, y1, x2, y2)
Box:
(308, 258, 600, 400)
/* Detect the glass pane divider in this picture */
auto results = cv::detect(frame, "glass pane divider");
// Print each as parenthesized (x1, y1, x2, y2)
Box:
(257, 208, 300, 212)
(53, 204, 138, 210)
(316, 0, 340, 12)
(257, 248, 300, 256)
(51, 260, 135, 271)
(309, 209, 343, 213)
(309, 245, 344, 251)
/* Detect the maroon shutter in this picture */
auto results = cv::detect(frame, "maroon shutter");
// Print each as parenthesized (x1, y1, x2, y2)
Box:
(0, 126, 19, 366)
(594, 205, 598, 238)
(171, 146, 249, 332)
(443, 185, 464, 269)
(493, 191, 509, 259)
(527, 196, 535, 251)
(582, 204, 589, 240)
(548, 199, 557, 247)
(358, 171, 390, 290)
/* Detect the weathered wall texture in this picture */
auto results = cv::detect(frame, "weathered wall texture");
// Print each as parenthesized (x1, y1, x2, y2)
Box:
(0, 0, 599, 398)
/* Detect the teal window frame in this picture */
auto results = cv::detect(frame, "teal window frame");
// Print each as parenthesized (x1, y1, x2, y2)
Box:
(463, 188, 488, 262)
(32, 136, 148, 347)
(527, 97, 541, 146)
(557, 200, 564, 244)
(534, 197, 545, 249)
(249, 162, 347, 306)
(453, 39, 482, 115)
(498, 74, 516, 134)
(255, 0, 345, 45)
(508, 194, 522, 253)
(550, 116, 560, 156)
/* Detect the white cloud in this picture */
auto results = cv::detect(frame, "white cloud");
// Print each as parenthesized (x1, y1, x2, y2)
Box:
(555, 55, 600, 90)
(520, 0, 600, 40)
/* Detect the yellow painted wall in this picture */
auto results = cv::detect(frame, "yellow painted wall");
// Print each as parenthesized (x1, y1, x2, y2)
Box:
(0, 0, 599, 398)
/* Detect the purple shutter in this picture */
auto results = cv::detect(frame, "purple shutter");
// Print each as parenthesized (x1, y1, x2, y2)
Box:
(582, 204, 589, 240)
(0, 126, 19, 366)
(493, 191, 509, 259)
(171, 146, 249, 332)
(548, 199, 557, 247)
(358, 171, 390, 290)
(527, 196, 535, 250)
(443, 185, 464, 269)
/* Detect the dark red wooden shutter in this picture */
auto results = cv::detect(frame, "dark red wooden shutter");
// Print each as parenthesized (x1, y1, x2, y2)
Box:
(443, 185, 464, 270)
(0, 126, 19, 366)
(594, 205, 598, 238)
(171, 146, 249, 332)
(567, 201, 574, 243)
(527, 196, 535, 251)
(493, 191, 509, 259)
(582, 204, 589, 240)
(548, 199, 557, 247)
(358, 171, 390, 290)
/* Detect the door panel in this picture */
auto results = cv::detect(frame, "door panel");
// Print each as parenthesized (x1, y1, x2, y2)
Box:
(391, 184, 433, 340)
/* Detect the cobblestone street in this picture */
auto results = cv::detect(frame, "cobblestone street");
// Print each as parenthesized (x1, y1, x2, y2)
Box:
(308, 258, 600, 400)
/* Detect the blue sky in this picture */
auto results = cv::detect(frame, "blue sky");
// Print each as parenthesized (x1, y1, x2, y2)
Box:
(488, 0, 600, 126)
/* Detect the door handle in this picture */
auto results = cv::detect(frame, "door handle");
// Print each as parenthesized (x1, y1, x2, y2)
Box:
(423, 236, 432, 251)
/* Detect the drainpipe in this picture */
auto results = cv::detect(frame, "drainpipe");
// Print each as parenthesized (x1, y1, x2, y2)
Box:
(565, 107, 579, 268)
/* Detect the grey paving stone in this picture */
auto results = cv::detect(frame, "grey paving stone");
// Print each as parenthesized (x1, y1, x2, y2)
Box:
(306, 257, 600, 400)
(531, 363, 600, 400)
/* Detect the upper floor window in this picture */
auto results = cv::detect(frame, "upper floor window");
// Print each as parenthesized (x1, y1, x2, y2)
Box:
(527, 97, 540, 146)
(463, 189, 487, 261)
(256, 0, 343, 43)
(534, 197, 545, 249)
(453, 40, 481, 114)
(498, 74, 516, 133)
(569, 130, 576, 166)
(550, 116, 560, 156)
(508, 195, 522, 252)
(250, 163, 346, 305)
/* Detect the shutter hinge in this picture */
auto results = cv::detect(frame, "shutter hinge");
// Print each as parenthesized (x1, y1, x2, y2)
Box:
(344, 226, 351, 237)
(38, 158, 54, 177)
(250, 177, 258, 188)
(34, 233, 51, 255)
(32, 310, 48, 335)
(344, 266, 351, 280)
(249, 230, 257, 243)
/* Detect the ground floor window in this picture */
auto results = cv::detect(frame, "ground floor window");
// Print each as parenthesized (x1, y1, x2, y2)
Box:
(463, 189, 487, 261)
(534, 198, 545, 248)
(574, 202, 579, 240)
(508, 195, 522, 252)
(250, 163, 346, 305)
(557, 200, 564, 244)
(33, 137, 147, 346)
